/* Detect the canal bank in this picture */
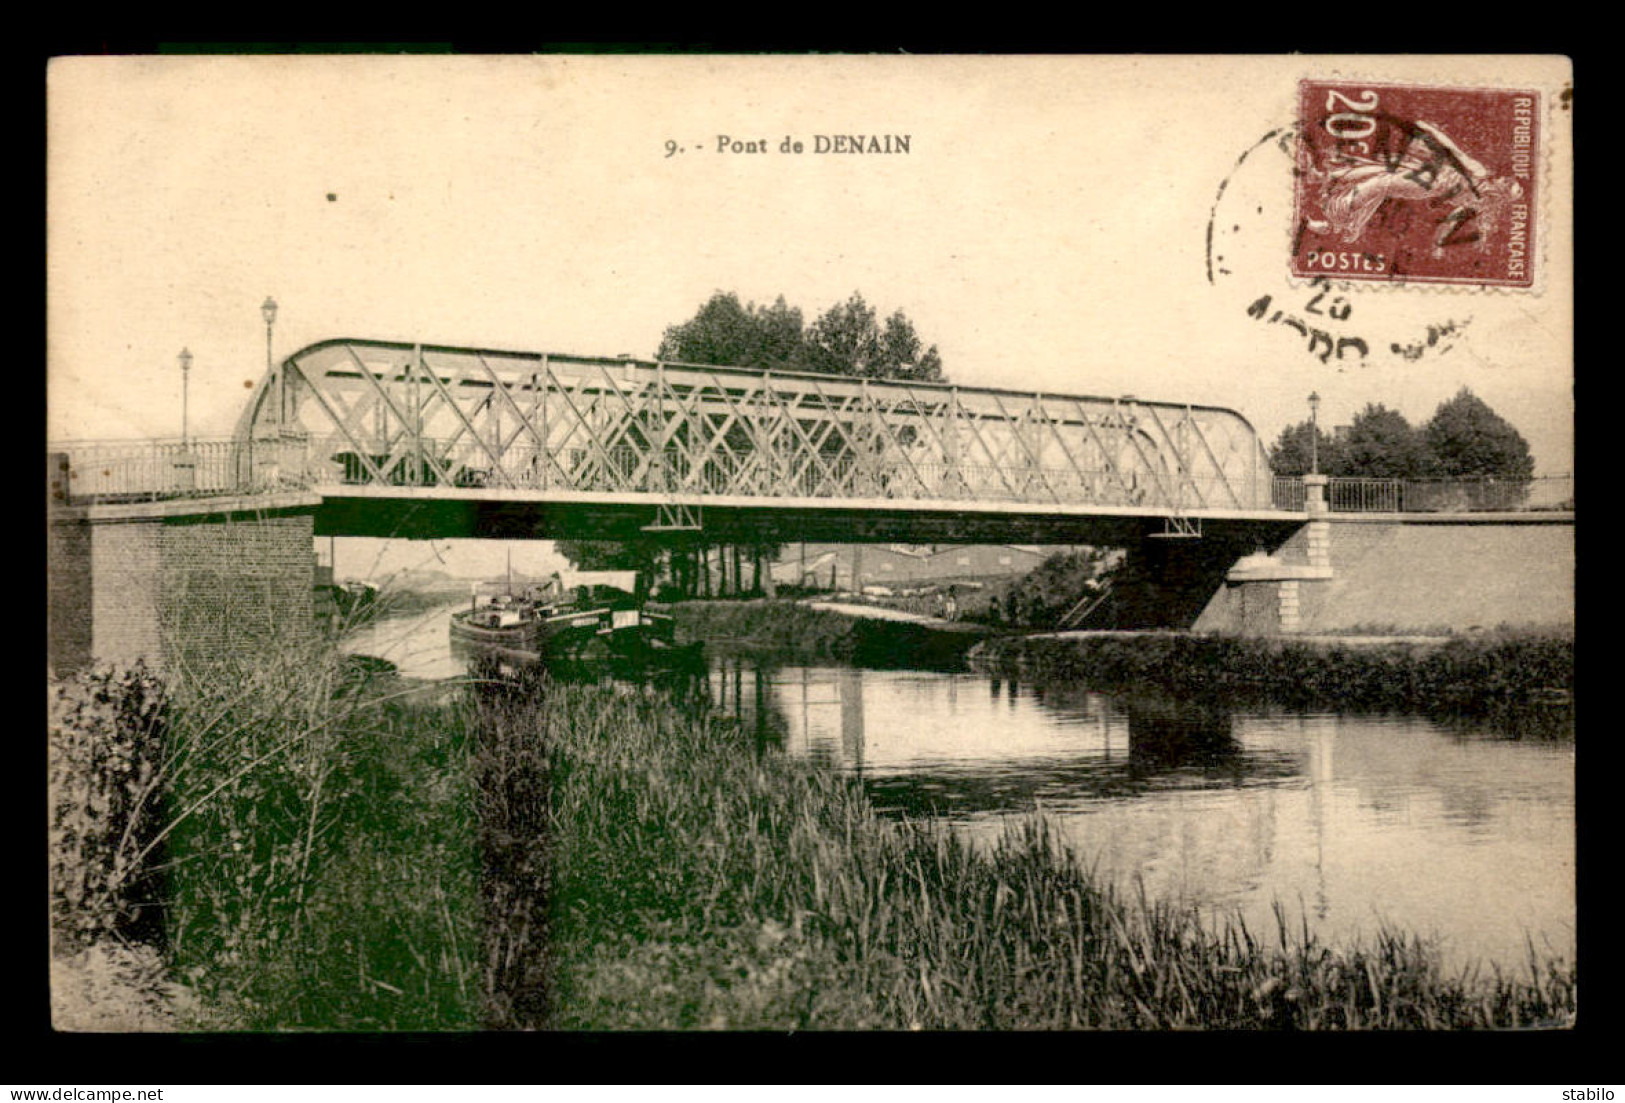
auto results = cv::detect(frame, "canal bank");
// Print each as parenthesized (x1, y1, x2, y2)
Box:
(477, 665, 1574, 1030)
(348, 594, 1573, 1029)
(54, 596, 1574, 1030)
(664, 598, 992, 669)
(664, 598, 1573, 724)
(968, 628, 1573, 723)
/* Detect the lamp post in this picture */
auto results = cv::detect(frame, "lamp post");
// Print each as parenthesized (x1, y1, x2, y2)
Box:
(178, 347, 192, 449)
(262, 296, 279, 431)
(1308, 391, 1321, 476)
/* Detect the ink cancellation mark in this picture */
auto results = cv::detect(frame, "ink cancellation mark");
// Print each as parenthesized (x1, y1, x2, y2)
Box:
(1292, 81, 1538, 289)
(1207, 128, 1474, 368)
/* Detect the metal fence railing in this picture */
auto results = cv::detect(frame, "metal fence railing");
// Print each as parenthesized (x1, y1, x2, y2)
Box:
(50, 436, 1575, 518)
(1327, 478, 1403, 513)
(48, 438, 312, 504)
(1270, 474, 1574, 514)
(1271, 477, 1307, 512)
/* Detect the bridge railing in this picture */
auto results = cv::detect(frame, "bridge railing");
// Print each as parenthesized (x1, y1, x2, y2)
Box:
(1326, 478, 1403, 513)
(1386, 474, 1573, 513)
(49, 433, 1574, 518)
(48, 437, 313, 504)
(1272, 473, 1574, 514)
(1271, 477, 1307, 511)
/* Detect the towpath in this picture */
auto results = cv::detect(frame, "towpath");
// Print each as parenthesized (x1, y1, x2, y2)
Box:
(802, 601, 982, 631)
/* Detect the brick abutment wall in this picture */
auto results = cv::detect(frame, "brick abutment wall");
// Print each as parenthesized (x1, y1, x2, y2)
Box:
(160, 512, 317, 671)
(49, 503, 317, 677)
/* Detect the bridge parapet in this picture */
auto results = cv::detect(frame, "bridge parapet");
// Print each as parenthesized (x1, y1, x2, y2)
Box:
(49, 439, 311, 505)
(1271, 473, 1573, 515)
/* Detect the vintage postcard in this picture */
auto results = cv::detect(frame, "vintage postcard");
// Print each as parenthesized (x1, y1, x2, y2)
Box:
(45, 55, 1574, 1038)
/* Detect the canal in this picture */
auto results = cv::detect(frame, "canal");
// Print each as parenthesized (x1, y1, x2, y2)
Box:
(350, 600, 1576, 974)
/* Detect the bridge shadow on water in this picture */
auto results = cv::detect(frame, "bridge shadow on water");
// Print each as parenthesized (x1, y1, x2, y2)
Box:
(857, 692, 1304, 821)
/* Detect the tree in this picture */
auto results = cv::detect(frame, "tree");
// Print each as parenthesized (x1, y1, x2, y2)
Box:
(793, 292, 944, 381)
(656, 292, 804, 370)
(1340, 403, 1431, 478)
(1268, 421, 1345, 477)
(612, 290, 949, 597)
(553, 539, 656, 573)
(1422, 387, 1536, 479)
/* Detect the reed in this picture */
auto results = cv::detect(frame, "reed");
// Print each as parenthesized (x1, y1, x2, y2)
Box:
(971, 628, 1573, 731)
(664, 599, 989, 669)
(49, 643, 481, 1031)
(476, 667, 1575, 1030)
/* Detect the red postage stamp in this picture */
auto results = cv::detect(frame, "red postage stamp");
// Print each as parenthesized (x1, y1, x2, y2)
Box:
(1292, 80, 1539, 288)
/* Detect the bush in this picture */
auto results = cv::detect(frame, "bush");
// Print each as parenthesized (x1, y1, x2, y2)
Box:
(49, 643, 480, 1031)
(49, 665, 171, 954)
(159, 645, 479, 1029)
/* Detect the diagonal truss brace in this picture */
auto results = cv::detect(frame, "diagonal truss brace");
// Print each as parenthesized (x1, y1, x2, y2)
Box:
(642, 502, 704, 532)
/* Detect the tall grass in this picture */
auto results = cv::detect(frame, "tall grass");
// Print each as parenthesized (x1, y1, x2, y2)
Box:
(971, 629, 1574, 731)
(475, 667, 1575, 1030)
(49, 642, 480, 1031)
(666, 599, 989, 670)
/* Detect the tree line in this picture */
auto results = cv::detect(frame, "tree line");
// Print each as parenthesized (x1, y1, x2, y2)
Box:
(1270, 388, 1536, 481)
(656, 289, 944, 382)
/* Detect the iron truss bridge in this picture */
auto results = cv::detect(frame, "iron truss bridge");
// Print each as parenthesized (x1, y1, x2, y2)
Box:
(63, 338, 1297, 544)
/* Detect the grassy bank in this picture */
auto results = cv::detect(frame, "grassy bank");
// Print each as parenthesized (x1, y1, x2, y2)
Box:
(970, 629, 1573, 730)
(52, 636, 1575, 1030)
(49, 650, 480, 1031)
(664, 598, 991, 669)
(479, 668, 1574, 1030)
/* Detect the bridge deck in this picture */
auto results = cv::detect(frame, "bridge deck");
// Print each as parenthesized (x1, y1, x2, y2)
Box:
(311, 483, 1302, 543)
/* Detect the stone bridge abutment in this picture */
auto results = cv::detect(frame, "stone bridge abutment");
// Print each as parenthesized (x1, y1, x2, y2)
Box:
(49, 455, 320, 676)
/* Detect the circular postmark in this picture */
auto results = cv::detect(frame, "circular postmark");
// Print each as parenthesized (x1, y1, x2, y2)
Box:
(1207, 124, 1479, 373)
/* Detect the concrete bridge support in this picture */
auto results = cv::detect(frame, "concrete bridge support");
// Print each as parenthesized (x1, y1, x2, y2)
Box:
(1094, 530, 1273, 630)
(1192, 475, 1575, 636)
(48, 479, 322, 677)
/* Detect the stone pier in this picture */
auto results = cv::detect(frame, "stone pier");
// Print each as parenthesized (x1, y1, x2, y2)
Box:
(1192, 474, 1575, 636)
(48, 468, 322, 676)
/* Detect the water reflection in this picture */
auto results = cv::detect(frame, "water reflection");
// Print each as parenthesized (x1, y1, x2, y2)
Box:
(346, 606, 1573, 973)
(703, 660, 1303, 816)
(700, 652, 1573, 972)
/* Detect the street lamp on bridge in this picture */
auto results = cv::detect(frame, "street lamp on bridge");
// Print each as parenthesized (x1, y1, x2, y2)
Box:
(262, 296, 279, 430)
(178, 347, 192, 449)
(1308, 391, 1321, 476)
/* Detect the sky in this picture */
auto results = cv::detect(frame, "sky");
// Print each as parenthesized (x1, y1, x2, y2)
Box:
(47, 55, 1573, 574)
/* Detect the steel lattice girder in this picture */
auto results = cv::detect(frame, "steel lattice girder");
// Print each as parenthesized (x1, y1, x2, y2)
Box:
(234, 338, 1274, 511)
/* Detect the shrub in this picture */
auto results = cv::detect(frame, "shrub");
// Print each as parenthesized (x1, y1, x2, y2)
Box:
(48, 665, 171, 954)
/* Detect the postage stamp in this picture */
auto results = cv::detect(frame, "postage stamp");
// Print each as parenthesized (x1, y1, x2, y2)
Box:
(1292, 80, 1540, 288)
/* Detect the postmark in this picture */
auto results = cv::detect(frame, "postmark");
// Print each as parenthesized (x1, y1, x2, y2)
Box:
(1292, 80, 1539, 288)
(1209, 127, 1476, 371)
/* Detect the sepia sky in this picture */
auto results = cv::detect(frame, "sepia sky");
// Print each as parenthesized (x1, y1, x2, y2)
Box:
(48, 54, 1573, 485)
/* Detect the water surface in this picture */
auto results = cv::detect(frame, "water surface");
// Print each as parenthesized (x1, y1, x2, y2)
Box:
(707, 656, 1574, 973)
(347, 604, 1575, 972)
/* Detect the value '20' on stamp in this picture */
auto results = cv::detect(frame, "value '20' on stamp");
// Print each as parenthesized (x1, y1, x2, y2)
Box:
(1293, 80, 1539, 288)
